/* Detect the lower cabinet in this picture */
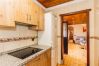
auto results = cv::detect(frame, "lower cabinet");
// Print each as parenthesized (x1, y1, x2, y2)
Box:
(25, 49, 51, 66)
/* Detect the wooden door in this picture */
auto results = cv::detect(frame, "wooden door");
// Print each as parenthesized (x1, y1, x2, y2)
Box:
(21, 0, 28, 23)
(44, 49, 51, 66)
(14, 0, 22, 22)
(25, 49, 51, 66)
(26, 55, 41, 66)
(14, 0, 26, 23)
(31, 2, 38, 25)
(38, 7, 44, 30)
(5, 0, 15, 27)
(46, 49, 51, 66)
(28, 0, 38, 25)
(0, 0, 15, 27)
(27, 0, 32, 25)
(0, 0, 7, 26)
(40, 53, 46, 66)
(20, 0, 29, 23)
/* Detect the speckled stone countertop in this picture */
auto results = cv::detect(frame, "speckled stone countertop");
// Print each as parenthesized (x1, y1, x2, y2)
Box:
(0, 45, 51, 66)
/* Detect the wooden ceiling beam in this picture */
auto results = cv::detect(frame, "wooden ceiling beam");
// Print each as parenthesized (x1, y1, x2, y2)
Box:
(37, 0, 73, 8)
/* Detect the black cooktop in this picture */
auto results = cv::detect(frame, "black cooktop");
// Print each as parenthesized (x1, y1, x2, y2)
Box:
(8, 47, 43, 59)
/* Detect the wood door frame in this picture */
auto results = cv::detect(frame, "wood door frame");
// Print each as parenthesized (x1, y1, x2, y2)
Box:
(60, 9, 91, 66)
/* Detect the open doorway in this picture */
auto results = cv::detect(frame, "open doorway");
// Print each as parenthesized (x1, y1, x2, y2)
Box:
(60, 9, 91, 66)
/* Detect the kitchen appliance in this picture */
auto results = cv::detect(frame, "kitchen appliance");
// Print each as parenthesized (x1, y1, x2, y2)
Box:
(8, 47, 42, 59)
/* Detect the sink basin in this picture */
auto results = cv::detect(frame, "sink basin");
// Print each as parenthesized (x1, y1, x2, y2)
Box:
(8, 47, 43, 59)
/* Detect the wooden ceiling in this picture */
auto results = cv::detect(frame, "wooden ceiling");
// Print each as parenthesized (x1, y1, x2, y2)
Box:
(37, 0, 73, 8)
(63, 13, 87, 25)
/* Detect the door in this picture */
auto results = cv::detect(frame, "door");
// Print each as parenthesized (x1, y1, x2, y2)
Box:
(60, 9, 91, 66)
(21, 0, 28, 23)
(14, 0, 23, 22)
(14, 0, 27, 23)
(29, 1, 38, 25)
(38, 7, 44, 30)
(0, 0, 7, 26)
(62, 22, 68, 54)
(26, 56, 41, 66)
(0, 0, 15, 27)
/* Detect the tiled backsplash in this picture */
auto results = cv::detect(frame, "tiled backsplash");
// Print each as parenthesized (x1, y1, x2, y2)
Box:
(0, 36, 37, 43)
(0, 25, 37, 53)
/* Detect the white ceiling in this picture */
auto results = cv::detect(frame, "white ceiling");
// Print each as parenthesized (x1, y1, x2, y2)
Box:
(32, 0, 84, 12)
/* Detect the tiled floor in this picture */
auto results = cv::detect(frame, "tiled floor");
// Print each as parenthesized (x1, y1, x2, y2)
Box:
(58, 41, 87, 66)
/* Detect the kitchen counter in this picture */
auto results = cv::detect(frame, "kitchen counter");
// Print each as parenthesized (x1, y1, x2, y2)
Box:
(0, 45, 51, 66)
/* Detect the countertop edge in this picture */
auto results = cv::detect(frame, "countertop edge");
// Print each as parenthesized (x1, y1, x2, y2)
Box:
(0, 45, 52, 66)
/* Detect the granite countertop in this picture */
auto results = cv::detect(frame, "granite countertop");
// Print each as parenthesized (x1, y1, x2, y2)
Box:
(0, 45, 51, 66)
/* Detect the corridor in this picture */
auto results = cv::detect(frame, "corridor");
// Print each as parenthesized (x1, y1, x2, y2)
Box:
(58, 41, 87, 66)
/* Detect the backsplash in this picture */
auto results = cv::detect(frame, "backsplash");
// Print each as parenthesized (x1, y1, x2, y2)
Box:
(0, 36, 37, 43)
(0, 25, 38, 53)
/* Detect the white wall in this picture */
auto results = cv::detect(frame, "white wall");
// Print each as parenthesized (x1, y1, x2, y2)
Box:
(38, 12, 58, 66)
(0, 25, 37, 53)
(63, 23, 67, 37)
(38, 13, 53, 46)
(94, 0, 99, 66)
(69, 24, 87, 37)
(46, 0, 95, 66)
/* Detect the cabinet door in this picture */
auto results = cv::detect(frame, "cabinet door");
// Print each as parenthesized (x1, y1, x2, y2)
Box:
(26, 55, 41, 66)
(42, 49, 51, 66)
(45, 49, 51, 66)
(0, 0, 7, 26)
(40, 53, 47, 66)
(14, 0, 27, 23)
(5, 0, 15, 27)
(21, 0, 28, 23)
(29, 1, 38, 25)
(38, 7, 44, 30)
(14, 0, 22, 22)
(27, 0, 34, 25)
(0, 0, 15, 27)
(25, 49, 51, 66)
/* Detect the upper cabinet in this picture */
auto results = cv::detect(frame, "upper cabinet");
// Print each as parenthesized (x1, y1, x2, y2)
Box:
(38, 7, 44, 31)
(0, 0, 15, 27)
(14, 0, 40, 26)
(28, 1, 45, 30)
(28, 0, 38, 25)
(28, 2, 45, 31)
(14, 0, 31, 24)
(0, 0, 44, 30)
(14, 0, 23, 23)
(14, 0, 45, 27)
